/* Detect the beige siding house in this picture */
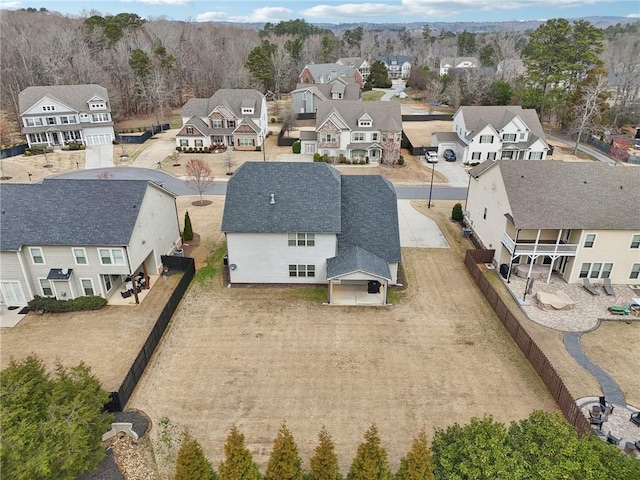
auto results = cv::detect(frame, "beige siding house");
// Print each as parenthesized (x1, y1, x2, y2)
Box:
(0, 179, 180, 307)
(466, 160, 640, 286)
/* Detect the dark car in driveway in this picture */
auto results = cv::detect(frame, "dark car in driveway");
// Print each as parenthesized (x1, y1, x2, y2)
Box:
(444, 149, 456, 162)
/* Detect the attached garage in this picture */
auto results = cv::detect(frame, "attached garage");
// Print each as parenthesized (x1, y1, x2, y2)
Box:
(85, 134, 112, 145)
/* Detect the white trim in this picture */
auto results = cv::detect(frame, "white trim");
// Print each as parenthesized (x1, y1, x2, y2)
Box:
(29, 247, 46, 265)
(630, 234, 640, 249)
(37, 277, 55, 297)
(80, 277, 96, 296)
(630, 263, 640, 280)
(98, 248, 125, 265)
(72, 247, 88, 265)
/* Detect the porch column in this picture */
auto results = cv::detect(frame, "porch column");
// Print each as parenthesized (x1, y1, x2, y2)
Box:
(526, 229, 542, 278)
(506, 229, 520, 283)
(328, 280, 333, 305)
(546, 229, 563, 284)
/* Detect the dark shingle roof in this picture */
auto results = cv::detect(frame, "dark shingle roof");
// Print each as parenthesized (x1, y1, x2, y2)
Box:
(327, 246, 391, 280)
(19, 84, 110, 114)
(181, 89, 264, 119)
(338, 176, 401, 262)
(0, 179, 157, 251)
(473, 160, 640, 230)
(316, 101, 402, 132)
(378, 55, 411, 64)
(457, 106, 546, 144)
(221, 162, 342, 233)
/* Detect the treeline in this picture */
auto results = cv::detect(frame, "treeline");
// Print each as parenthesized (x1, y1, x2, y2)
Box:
(174, 411, 640, 480)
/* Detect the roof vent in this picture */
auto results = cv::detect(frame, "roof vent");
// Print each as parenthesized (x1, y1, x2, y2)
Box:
(584, 181, 587, 184)
(270, 194, 275, 205)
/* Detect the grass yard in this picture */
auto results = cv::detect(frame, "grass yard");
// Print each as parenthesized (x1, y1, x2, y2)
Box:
(128, 199, 558, 475)
(362, 90, 385, 101)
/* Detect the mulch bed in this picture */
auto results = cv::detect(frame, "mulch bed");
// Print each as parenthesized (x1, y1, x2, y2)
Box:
(180, 232, 200, 257)
(191, 200, 212, 206)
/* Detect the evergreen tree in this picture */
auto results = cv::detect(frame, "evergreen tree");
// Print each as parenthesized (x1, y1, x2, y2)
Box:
(347, 424, 391, 480)
(1, 356, 113, 480)
(183, 211, 193, 241)
(175, 432, 218, 480)
(219, 426, 261, 480)
(394, 430, 434, 480)
(309, 426, 342, 480)
(369, 61, 391, 88)
(451, 203, 463, 221)
(265, 422, 303, 480)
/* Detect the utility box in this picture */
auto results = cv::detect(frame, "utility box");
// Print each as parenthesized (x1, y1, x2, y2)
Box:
(462, 227, 472, 238)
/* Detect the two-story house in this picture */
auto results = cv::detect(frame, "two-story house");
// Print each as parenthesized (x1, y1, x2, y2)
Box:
(377, 55, 411, 79)
(433, 106, 549, 164)
(221, 162, 401, 305)
(336, 57, 370, 80)
(298, 63, 364, 88)
(0, 179, 181, 307)
(439, 57, 479, 76)
(291, 77, 361, 114)
(176, 89, 268, 151)
(19, 84, 115, 147)
(466, 160, 640, 285)
(299, 100, 402, 161)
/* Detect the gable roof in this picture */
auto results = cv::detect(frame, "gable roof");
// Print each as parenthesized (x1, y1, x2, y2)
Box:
(469, 160, 640, 230)
(0, 179, 169, 251)
(301, 63, 357, 83)
(440, 57, 478, 67)
(293, 83, 360, 101)
(316, 101, 402, 132)
(181, 89, 264, 119)
(377, 55, 411, 64)
(19, 84, 110, 114)
(336, 57, 366, 68)
(221, 162, 342, 234)
(338, 175, 401, 262)
(327, 246, 391, 280)
(457, 106, 546, 144)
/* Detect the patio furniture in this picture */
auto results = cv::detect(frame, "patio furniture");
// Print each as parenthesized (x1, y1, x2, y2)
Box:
(599, 396, 614, 415)
(603, 278, 615, 296)
(606, 432, 621, 445)
(608, 304, 630, 315)
(631, 412, 640, 427)
(582, 278, 599, 295)
(590, 416, 605, 428)
(536, 291, 575, 311)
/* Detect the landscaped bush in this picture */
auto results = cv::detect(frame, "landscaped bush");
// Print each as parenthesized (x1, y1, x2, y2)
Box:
(452, 202, 464, 221)
(28, 295, 107, 313)
(256, 146, 262, 152)
(398, 155, 405, 166)
(68, 142, 83, 150)
(313, 152, 321, 162)
(359, 159, 366, 165)
(339, 155, 347, 164)
(321, 155, 330, 163)
(176, 146, 182, 151)
(292, 140, 301, 154)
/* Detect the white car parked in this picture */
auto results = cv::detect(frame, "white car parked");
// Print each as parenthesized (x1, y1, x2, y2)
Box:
(426, 151, 439, 163)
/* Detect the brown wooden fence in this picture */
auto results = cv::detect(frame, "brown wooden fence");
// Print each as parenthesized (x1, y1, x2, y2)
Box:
(464, 250, 592, 435)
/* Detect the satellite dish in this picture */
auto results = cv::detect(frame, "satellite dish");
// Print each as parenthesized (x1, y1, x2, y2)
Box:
(230, 264, 237, 271)
(61, 268, 68, 275)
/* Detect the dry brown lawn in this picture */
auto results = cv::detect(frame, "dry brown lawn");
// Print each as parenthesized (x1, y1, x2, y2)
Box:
(128, 198, 558, 475)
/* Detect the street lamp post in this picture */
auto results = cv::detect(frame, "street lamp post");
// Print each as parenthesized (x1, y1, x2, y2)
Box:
(428, 160, 435, 208)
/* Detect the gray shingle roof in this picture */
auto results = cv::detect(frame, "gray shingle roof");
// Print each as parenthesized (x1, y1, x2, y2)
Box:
(181, 89, 264, 120)
(293, 83, 360, 101)
(316, 101, 402, 132)
(378, 55, 411, 64)
(221, 162, 342, 233)
(302, 63, 356, 82)
(471, 160, 640, 230)
(19, 84, 110, 114)
(457, 106, 546, 144)
(0, 179, 163, 251)
(336, 57, 365, 68)
(338, 175, 401, 262)
(440, 57, 479, 67)
(327, 246, 391, 280)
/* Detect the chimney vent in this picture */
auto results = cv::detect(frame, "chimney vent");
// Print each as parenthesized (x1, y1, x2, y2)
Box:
(270, 194, 275, 205)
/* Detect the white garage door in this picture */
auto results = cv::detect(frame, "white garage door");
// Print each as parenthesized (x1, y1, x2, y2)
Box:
(85, 134, 111, 145)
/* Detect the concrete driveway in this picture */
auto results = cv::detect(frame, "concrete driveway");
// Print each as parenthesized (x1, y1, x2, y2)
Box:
(130, 128, 179, 168)
(84, 144, 114, 169)
(397, 199, 449, 248)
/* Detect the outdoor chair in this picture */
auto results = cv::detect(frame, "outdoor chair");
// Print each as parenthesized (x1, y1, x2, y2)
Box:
(603, 278, 615, 296)
(606, 432, 621, 445)
(631, 412, 640, 427)
(599, 396, 614, 415)
(582, 278, 600, 296)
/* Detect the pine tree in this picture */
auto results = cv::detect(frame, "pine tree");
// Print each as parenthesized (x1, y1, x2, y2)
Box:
(183, 211, 194, 241)
(309, 426, 342, 480)
(347, 424, 391, 480)
(394, 430, 435, 480)
(451, 203, 463, 221)
(219, 426, 261, 480)
(265, 422, 303, 480)
(175, 432, 218, 480)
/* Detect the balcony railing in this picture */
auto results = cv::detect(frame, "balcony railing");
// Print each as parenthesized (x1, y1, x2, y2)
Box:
(502, 232, 578, 256)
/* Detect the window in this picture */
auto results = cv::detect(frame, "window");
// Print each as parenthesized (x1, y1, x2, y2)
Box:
(30, 247, 45, 264)
(289, 264, 315, 277)
(60, 115, 77, 124)
(631, 235, 640, 249)
(89, 102, 105, 110)
(358, 120, 372, 127)
(42, 105, 55, 111)
(487, 152, 496, 160)
(195, 139, 203, 147)
(479, 135, 493, 143)
(238, 138, 255, 147)
(501, 151, 515, 159)
(630, 264, 640, 280)
(372, 133, 378, 141)
(584, 234, 596, 248)
(472, 152, 481, 160)
(579, 262, 613, 279)
(39, 279, 53, 297)
(212, 119, 222, 128)
(180, 139, 188, 147)
(519, 132, 526, 140)
(29, 133, 47, 143)
(81, 278, 95, 296)
(212, 135, 224, 144)
(103, 275, 112, 292)
(320, 133, 337, 143)
(73, 248, 87, 265)
(502, 133, 517, 142)
(241, 108, 254, 114)
(483, 207, 487, 220)
(529, 151, 543, 160)
(63, 131, 81, 141)
(186, 126, 193, 135)
(288, 233, 315, 246)
(47, 117, 56, 125)
(353, 132, 365, 142)
(91, 113, 109, 122)
(25, 118, 44, 127)
(227, 120, 236, 128)
(331, 93, 343, 99)
(99, 248, 125, 265)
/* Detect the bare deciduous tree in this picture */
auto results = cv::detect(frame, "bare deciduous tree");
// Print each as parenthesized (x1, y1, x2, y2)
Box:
(185, 158, 214, 205)
(381, 134, 401, 174)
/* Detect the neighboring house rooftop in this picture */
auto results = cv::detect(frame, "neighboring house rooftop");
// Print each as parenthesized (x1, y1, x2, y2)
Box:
(221, 162, 342, 234)
(316, 100, 402, 132)
(440, 57, 478, 67)
(457, 105, 546, 144)
(181, 89, 264, 119)
(302, 63, 357, 82)
(377, 55, 410, 64)
(0, 179, 170, 251)
(336, 57, 366, 67)
(469, 160, 640, 230)
(292, 83, 360, 101)
(19, 84, 110, 114)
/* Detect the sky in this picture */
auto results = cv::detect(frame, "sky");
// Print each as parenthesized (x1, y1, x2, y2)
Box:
(1, 0, 639, 24)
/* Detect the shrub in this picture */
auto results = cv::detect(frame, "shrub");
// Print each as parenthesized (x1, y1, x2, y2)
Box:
(339, 155, 347, 164)
(321, 155, 330, 163)
(313, 152, 321, 162)
(345, 159, 352, 165)
(270, 117, 276, 123)
(183, 211, 194, 241)
(25, 150, 32, 156)
(28, 295, 107, 313)
(80, 145, 86, 150)
(176, 146, 182, 151)
(256, 146, 262, 151)
(452, 202, 464, 221)
(398, 155, 405, 166)
(363, 80, 373, 91)
(359, 159, 366, 165)
(292, 140, 301, 154)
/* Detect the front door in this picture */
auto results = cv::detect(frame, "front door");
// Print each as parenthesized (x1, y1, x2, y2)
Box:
(1, 281, 26, 306)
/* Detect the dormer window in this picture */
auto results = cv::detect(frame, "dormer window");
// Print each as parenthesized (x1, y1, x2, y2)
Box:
(359, 120, 372, 128)
(42, 105, 55, 111)
(186, 126, 194, 135)
(241, 108, 254, 114)
(89, 102, 106, 110)
(502, 133, 517, 142)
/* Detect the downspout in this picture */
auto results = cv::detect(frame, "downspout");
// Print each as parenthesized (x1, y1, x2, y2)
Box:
(16, 248, 35, 300)
(506, 228, 520, 283)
